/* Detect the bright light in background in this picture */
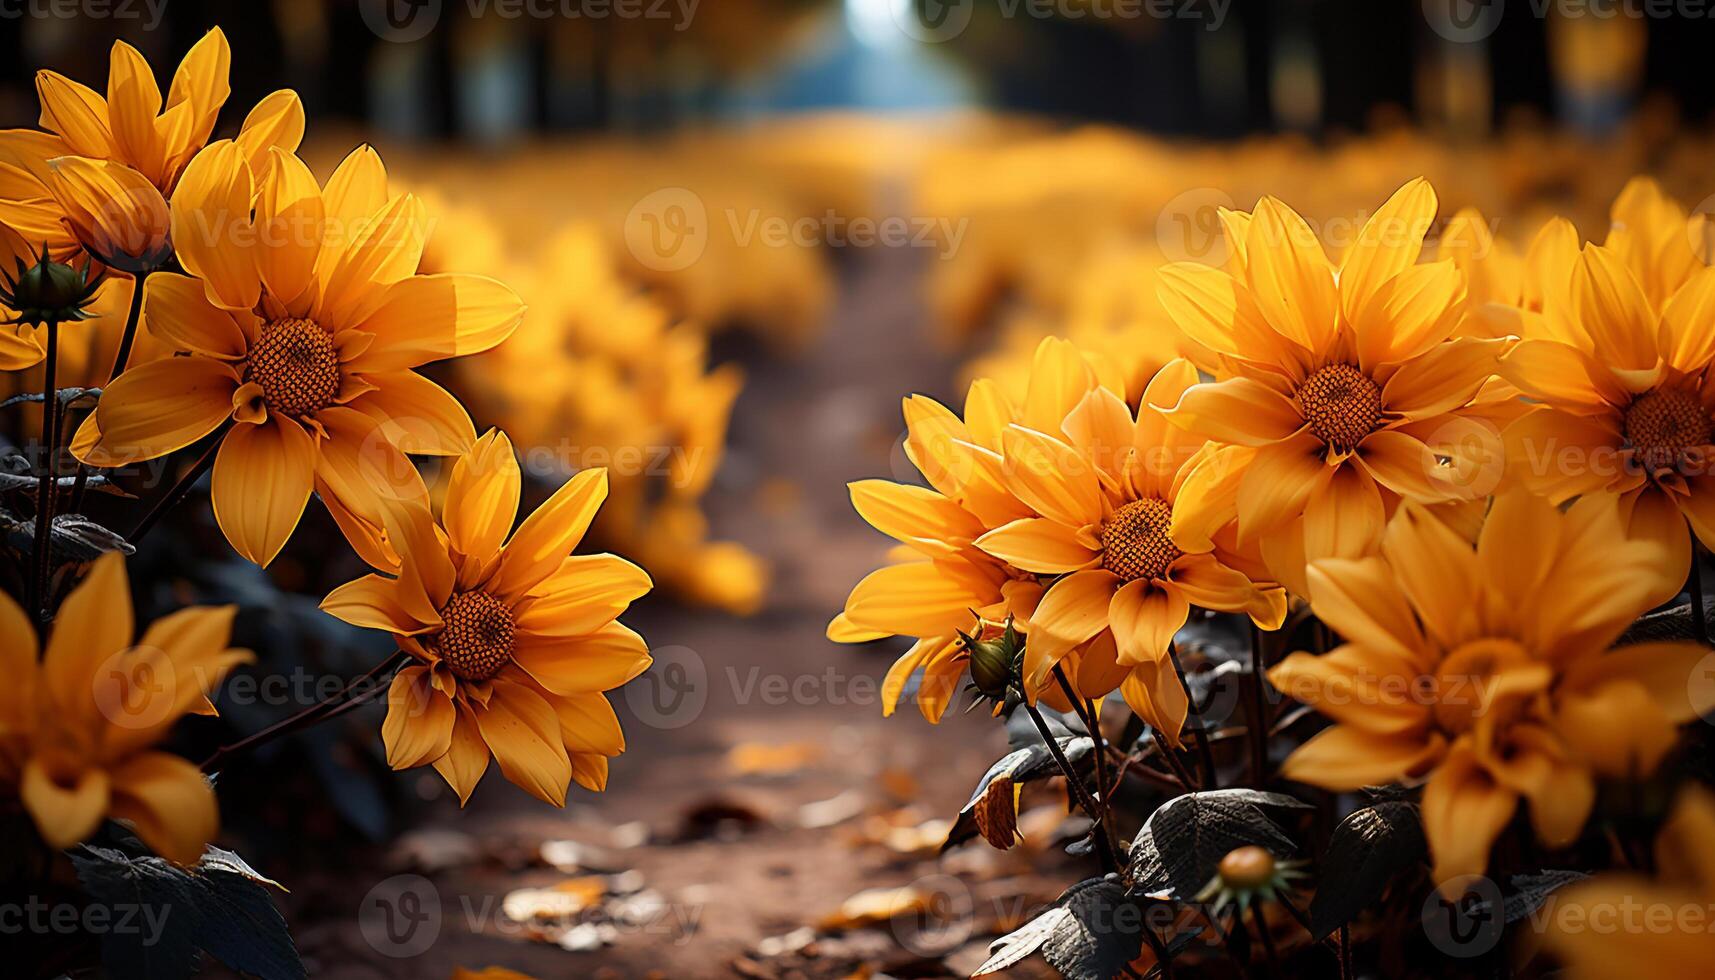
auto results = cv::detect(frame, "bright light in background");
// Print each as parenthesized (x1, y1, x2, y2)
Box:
(846, 0, 910, 50)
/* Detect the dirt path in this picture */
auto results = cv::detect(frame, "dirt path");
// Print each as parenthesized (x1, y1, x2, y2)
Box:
(275, 248, 1071, 979)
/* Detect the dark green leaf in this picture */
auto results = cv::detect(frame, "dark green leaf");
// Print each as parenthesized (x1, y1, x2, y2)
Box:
(1131, 789, 1309, 899)
(974, 877, 1149, 980)
(71, 842, 304, 980)
(1310, 801, 1426, 939)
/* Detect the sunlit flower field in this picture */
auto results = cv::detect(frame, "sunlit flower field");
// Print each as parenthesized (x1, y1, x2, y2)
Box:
(5, 6, 1715, 980)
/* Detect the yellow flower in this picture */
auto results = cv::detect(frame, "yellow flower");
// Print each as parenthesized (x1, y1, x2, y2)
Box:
(973, 357, 1286, 741)
(0, 552, 249, 864)
(0, 29, 304, 272)
(1498, 178, 1715, 600)
(72, 143, 526, 567)
(1268, 489, 1706, 892)
(1543, 786, 1715, 980)
(320, 431, 652, 806)
(829, 341, 1120, 722)
(1157, 178, 1505, 595)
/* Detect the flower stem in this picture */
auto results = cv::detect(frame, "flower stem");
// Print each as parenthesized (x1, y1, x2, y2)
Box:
(69, 273, 150, 515)
(201, 650, 410, 773)
(1247, 623, 1272, 786)
(1049, 664, 1121, 871)
(1151, 728, 1200, 789)
(1023, 699, 1124, 874)
(107, 270, 148, 382)
(1168, 642, 1218, 789)
(1338, 923, 1352, 980)
(31, 318, 60, 624)
(1251, 903, 1281, 976)
(129, 420, 232, 546)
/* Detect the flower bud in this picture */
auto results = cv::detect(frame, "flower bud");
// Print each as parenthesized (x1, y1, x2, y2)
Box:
(0, 236, 103, 327)
(43, 156, 173, 273)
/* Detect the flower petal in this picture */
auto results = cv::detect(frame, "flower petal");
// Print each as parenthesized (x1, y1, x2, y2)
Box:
(489, 468, 608, 601)
(210, 416, 317, 567)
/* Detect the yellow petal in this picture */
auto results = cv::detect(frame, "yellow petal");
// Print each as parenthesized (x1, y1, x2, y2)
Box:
(476, 681, 572, 805)
(234, 91, 305, 179)
(1245, 196, 1338, 353)
(382, 666, 455, 769)
(998, 424, 1104, 528)
(1339, 177, 1437, 324)
(974, 517, 1097, 574)
(351, 273, 527, 371)
(490, 468, 608, 601)
(1421, 746, 1518, 894)
(319, 193, 427, 327)
(253, 146, 323, 307)
(143, 272, 252, 358)
(1572, 244, 1660, 372)
(1304, 557, 1426, 669)
(170, 140, 259, 310)
(43, 156, 170, 269)
(1280, 725, 1444, 791)
(211, 416, 317, 567)
(1108, 579, 1187, 667)
(1352, 261, 1464, 369)
(432, 703, 490, 805)
(445, 429, 521, 569)
(321, 574, 438, 635)
(21, 757, 110, 850)
(347, 370, 477, 457)
(840, 558, 998, 639)
(108, 752, 219, 865)
(43, 552, 133, 732)
(1235, 433, 1329, 540)
(849, 479, 985, 559)
(1166, 377, 1304, 447)
(36, 70, 112, 158)
(512, 622, 651, 696)
(1025, 570, 1121, 688)
(514, 554, 652, 637)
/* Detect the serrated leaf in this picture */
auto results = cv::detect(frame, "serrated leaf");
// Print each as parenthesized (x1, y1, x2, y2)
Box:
(1132, 789, 1309, 899)
(1502, 870, 1590, 925)
(2, 509, 134, 562)
(1042, 877, 1146, 980)
(1310, 801, 1426, 938)
(975, 878, 1146, 980)
(71, 841, 305, 980)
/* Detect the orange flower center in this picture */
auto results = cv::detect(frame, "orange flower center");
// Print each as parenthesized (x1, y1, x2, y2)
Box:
(1430, 638, 1535, 735)
(1624, 387, 1711, 474)
(1297, 363, 1383, 454)
(1100, 497, 1182, 582)
(245, 318, 339, 418)
(434, 591, 515, 682)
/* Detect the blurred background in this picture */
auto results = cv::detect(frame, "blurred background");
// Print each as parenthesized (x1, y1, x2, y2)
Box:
(5, 1, 1715, 977)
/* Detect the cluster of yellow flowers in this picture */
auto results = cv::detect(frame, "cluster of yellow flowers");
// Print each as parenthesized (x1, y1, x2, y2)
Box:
(834, 174, 1713, 903)
(0, 31, 653, 864)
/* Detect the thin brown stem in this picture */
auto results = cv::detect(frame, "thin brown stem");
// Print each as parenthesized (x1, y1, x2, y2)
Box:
(201, 650, 410, 772)
(1024, 700, 1124, 874)
(1151, 729, 1199, 789)
(1247, 623, 1272, 786)
(1050, 665, 1120, 869)
(107, 270, 148, 382)
(1168, 642, 1217, 789)
(1252, 904, 1280, 977)
(129, 420, 232, 546)
(31, 319, 60, 624)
